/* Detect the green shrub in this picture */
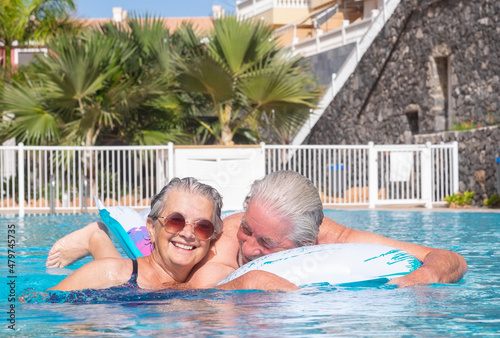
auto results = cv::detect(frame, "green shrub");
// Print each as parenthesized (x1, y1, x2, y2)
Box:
(484, 194, 500, 208)
(452, 120, 480, 131)
(443, 191, 474, 207)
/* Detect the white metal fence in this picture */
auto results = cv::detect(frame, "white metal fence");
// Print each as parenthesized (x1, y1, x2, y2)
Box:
(1, 144, 173, 216)
(263, 144, 370, 205)
(284, 15, 376, 58)
(369, 143, 459, 208)
(237, 0, 310, 19)
(0, 142, 458, 215)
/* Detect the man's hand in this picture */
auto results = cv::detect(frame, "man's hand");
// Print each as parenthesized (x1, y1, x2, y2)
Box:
(388, 248, 467, 287)
(318, 218, 467, 286)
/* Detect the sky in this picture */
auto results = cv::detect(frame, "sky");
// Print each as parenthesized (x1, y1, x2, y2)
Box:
(76, 0, 236, 19)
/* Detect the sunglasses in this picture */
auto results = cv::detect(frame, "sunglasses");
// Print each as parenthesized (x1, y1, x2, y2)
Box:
(156, 212, 216, 240)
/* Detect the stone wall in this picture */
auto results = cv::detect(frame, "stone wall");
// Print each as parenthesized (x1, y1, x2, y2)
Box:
(308, 43, 356, 86)
(304, 0, 499, 201)
(415, 126, 500, 205)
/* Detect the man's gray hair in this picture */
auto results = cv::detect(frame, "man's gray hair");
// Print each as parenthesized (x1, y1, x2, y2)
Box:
(149, 177, 223, 235)
(248, 170, 323, 247)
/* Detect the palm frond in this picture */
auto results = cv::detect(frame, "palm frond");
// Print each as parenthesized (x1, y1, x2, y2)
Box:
(177, 54, 234, 102)
(0, 82, 61, 144)
(208, 16, 276, 75)
(239, 62, 321, 110)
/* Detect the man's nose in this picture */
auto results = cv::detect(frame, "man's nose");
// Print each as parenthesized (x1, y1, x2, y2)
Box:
(242, 236, 262, 258)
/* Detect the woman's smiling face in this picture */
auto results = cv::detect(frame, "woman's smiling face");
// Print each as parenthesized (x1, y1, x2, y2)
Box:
(148, 188, 215, 275)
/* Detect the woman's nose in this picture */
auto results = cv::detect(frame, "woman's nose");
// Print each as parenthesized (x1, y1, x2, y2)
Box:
(178, 222, 196, 239)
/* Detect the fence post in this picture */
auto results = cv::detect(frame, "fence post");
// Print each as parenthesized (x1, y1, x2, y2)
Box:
(341, 20, 348, 45)
(368, 142, 377, 208)
(452, 141, 459, 194)
(50, 175, 55, 214)
(356, 38, 360, 62)
(168, 142, 175, 183)
(292, 23, 297, 50)
(331, 73, 337, 97)
(383, 0, 387, 22)
(421, 142, 433, 208)
(18, 143, 25, 218)
(260, 142, 267, 175)
(82, 175, 88, 214)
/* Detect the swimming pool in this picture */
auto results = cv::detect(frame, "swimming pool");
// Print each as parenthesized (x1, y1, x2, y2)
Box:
(2, 209, 499, 336)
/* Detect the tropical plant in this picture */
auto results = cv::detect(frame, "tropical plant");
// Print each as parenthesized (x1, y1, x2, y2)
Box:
(0, 16, 190, 146)
(98, 15, 192, 145)
(452, 120, 481, 131)
(484, 194, 500, 208)
(1, 30, 135, 145)
(261, 107, 313, 144)
(176, 16, 321, 145)
(443, 191, 474, 208)
(0, 0, 78, 79)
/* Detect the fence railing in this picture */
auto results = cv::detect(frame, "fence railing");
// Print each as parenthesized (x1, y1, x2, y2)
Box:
(263, 144, 370, 205)
(237, 0, 310, 19)
(1, 142, 458, 215)
(368, 143, 459, 208)
(1, 144, 173, 216)
(286, 15, 375, 58)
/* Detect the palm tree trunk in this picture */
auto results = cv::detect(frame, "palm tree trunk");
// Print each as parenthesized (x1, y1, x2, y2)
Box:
(219, 104, 234, 146)
(3, 43, 13, 80)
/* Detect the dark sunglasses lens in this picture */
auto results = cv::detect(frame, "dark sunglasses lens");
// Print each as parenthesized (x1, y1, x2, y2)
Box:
(194, 220, 215, 240)
(165, 213, 186, 233)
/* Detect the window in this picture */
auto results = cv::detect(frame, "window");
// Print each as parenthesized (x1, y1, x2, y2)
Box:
(406, 111, 419, 135)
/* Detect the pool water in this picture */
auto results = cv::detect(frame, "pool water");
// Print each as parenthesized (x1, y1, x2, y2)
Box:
(1, 210, 499, 336)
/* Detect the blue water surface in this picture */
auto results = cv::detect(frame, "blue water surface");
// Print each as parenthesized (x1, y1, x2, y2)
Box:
(1, 210, 499, 336)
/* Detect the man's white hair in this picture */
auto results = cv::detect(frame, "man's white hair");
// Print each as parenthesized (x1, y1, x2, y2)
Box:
(248, 170, 323, 247)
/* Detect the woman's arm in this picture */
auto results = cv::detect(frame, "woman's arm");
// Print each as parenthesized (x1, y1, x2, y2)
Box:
(48, 257, 132, 291)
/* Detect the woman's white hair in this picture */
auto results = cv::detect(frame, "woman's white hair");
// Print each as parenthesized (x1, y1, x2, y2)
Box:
(248, 170, 323, 247)
(149, 177, 223, 236)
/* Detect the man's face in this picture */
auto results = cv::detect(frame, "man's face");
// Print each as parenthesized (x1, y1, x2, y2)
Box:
(236, 200, 296, 266)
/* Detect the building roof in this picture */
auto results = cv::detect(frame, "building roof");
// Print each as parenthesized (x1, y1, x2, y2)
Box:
(79, 16, 214, 34)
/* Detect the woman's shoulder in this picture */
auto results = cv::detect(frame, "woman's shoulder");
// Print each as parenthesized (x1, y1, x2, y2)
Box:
(48, 257, 134, 291)
(95, 257, 134, 273)
(87, 257, 135, 283)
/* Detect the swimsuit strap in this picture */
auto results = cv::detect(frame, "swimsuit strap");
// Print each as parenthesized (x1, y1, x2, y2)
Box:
(122, 259, 139, 288)
(132, 258, 138, 275)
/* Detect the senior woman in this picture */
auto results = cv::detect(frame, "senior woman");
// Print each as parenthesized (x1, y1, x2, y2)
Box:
(49, 177, 223, 291)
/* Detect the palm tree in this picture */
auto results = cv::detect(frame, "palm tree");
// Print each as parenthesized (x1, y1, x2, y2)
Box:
(0, 0, 77, 79)
(1, 16, 190, 146)
(176, 16, 321, 145)
(1, 30, 135, 145)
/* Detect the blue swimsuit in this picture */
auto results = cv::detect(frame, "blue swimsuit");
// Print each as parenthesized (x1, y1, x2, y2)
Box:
(122, 259, 139, 288)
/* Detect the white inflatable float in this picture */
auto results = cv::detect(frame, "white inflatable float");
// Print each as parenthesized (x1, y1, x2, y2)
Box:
(216, 243, 421, 287)
(96, 199, 421, 287)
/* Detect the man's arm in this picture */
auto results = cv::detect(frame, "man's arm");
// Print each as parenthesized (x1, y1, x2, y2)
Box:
(187, 261, 238, 288)
(216, 270, 299, 291)
(317, 217, 467, 286)
(186, 213, 243, 288)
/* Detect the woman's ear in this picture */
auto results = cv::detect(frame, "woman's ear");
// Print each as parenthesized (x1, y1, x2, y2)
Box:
(146, 217, 157, 245)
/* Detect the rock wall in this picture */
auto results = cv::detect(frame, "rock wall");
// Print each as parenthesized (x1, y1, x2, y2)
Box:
(308, 43, 356, 86)
(415, 126, 500, 205)
(304, 0, 500, 201)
